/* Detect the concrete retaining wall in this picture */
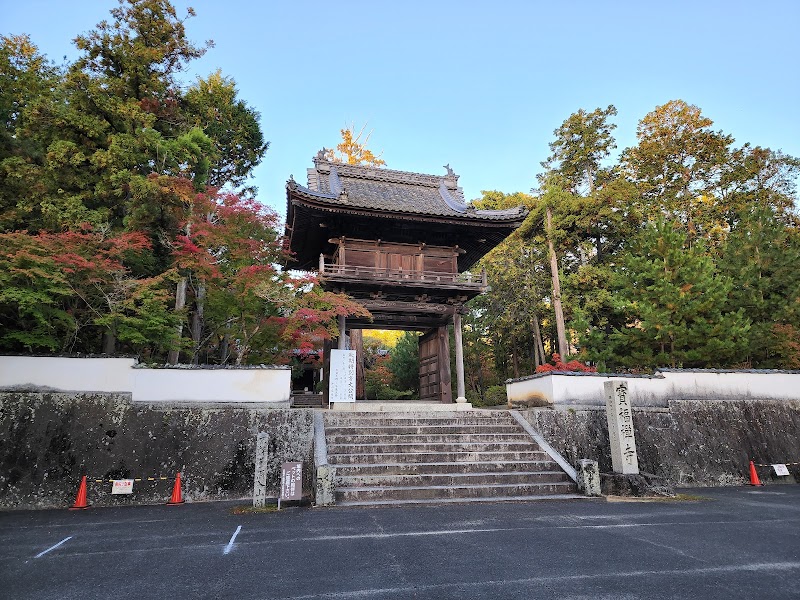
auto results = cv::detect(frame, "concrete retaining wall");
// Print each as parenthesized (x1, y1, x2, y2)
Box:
(507, 369, 800, 407)
(0, 356, 291, 404)
(0, 392, 313, 510)
(520, 399, 800, 486)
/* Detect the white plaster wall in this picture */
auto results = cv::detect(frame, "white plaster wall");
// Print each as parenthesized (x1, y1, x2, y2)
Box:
(660, 371, 800, 400)
(0, 356, 291, 404)
(507, 370, 800, 406)
(132, 368, 291, 403)
(506, 376, 553, 405)
(0, 356, 136, 392)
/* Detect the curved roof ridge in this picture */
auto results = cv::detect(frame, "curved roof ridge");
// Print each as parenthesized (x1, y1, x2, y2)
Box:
(314, 157, 458, 189)
(286, 177, 337, 200)
(439, 180, 467, 213)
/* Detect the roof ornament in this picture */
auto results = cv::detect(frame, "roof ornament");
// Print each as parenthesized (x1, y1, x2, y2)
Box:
(314, 148, 328, 164)
(286, 174, 296, 190)
(443, 163, 455, 178)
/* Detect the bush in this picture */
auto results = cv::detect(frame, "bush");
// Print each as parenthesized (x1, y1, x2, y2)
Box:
(374, 387, 416, 401)
(535, 353, 597, 373)
(483, 385, 507, 406)
(467, 385, 507, 407)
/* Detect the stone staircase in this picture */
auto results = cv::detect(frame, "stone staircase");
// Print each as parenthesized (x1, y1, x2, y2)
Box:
(323, 410, 580, 507)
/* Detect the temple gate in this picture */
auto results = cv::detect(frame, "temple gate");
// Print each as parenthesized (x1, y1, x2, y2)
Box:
(285, 152, 526, 404)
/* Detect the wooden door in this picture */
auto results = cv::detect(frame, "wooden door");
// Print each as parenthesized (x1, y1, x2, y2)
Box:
(419, 327, 453, 403)
(419, 330, 439, 401)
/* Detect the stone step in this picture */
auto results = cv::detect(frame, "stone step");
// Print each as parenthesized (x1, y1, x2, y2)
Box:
(332, 460, 560, 477)
(337, 470, 571, 488)
(324, 415, 515, 427)
(334, 493, 585, 508)
(328, 441, 539, 455)
(326, 433, 533, 445)
(335, 481, 578, 503)
(325, 424, 522, 436)
(328, 450, 552, 464)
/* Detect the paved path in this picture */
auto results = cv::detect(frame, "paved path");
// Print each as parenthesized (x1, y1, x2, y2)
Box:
(1, 487, 799, 599)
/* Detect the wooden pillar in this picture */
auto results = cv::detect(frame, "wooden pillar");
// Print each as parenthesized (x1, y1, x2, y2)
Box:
(350, 328, 365, 400)
(453, 312, 467, 403)
(437, 325, 453, 403)
(337, 315, 346, 349)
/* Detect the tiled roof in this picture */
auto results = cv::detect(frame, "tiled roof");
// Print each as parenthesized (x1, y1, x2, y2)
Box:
(286, 155, 527, 222)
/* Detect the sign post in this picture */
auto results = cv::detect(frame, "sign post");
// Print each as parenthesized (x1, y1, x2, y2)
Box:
(604, 380, 639, 475)
(329, 349, 356, 404)
(278, 462, 302, 510)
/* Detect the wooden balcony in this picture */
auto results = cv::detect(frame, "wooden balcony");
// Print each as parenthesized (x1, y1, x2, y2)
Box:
(319, 258, 487, 289)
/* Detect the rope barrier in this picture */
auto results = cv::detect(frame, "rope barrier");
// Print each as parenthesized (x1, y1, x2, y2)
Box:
(753, 462, 800, 467)
(90, 476, 171, 484)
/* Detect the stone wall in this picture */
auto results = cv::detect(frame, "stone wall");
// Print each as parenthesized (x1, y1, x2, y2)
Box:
(0, 392, 313, 510)
(521, 399, 800, 486)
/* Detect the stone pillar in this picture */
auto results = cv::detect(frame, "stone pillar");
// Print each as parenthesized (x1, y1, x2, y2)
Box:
(253, 432, 269, 508)
(337, 315, 346, 350)
(577, 459, 601, 497)
(605, 380, 639, 474)
(454, 312, 467, 403)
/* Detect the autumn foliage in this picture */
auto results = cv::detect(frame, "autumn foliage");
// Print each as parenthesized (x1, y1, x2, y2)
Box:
(535, 354, 597, 374)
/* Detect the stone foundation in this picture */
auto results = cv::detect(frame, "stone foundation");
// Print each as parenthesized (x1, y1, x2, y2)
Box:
(0, 392, 313, 510)
(520, 399, 800, 487)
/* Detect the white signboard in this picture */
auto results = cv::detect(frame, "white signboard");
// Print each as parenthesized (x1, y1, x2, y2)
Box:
(111, 479, 134, 494)
(329, 349, 356, 403)
(605, 380, 639, 475)
(773, 464, 790, 476)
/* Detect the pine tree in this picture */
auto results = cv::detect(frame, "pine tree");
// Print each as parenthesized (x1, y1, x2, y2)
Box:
(609, 220, 750, 369)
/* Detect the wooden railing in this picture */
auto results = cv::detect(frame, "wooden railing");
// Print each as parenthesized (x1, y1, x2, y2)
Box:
(319, 258, 487, 287)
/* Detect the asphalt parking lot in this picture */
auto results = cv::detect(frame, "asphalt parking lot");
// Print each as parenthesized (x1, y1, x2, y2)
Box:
(1, 486, 799, 600)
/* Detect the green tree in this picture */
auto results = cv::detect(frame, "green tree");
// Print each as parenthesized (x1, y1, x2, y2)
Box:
(622, 100, 733, 241)
(0, 35, 58, 229)
(184, 70, 268, 191)
(608, 220, 750, 369)
(389, 331, 420, 394)
(719, 206, 800, 367)
(542, 104, 618, 195)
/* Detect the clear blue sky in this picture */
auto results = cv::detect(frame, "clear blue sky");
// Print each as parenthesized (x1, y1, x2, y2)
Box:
(5, 1, 800, 219)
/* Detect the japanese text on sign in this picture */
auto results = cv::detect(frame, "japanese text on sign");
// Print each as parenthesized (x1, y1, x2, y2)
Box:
(605, 380, 639, 475)
(329, 349, 356, 403)
(280, 462, 302, 501)
(111, 479, 134, 494)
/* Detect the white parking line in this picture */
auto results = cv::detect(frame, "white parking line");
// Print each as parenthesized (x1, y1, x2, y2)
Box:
(223, 525, 242, 555)
(34, 536, 73, 559)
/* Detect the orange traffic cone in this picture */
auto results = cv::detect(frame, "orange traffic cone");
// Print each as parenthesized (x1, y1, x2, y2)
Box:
(748, 460, 764, 486)
(69, 475, 90, 510)
(167, 472, 185, 505)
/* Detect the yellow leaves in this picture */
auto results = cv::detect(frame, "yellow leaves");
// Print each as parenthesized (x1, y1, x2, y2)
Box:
(326, 123, 386, 167)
